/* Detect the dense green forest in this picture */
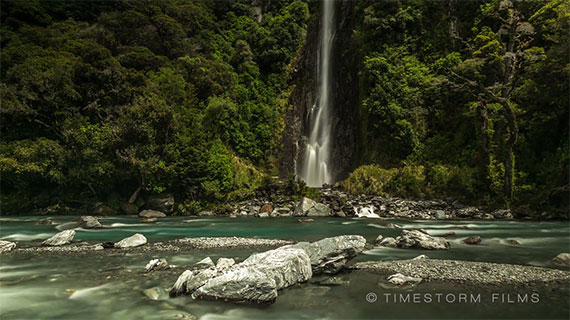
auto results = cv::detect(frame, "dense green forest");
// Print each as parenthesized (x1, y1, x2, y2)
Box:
(1, 0, 568, 216)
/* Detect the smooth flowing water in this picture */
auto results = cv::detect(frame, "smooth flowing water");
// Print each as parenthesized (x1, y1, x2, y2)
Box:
(1, 216, 569, 319)
(300, 0, 334, 187)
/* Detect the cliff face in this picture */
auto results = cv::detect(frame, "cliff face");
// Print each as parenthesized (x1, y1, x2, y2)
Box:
(279, 1, 359, 184)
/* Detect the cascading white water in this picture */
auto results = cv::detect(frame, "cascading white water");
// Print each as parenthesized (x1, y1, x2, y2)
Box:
(299, 0, 334, 187)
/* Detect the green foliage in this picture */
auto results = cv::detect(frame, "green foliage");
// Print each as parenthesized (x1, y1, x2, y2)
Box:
(354, 0, 567, 210)
(282, 175, 320, 201)
(360, 46, 431, 165)
(341, 165, 398, 196)
(342, 164, 477, 202)
(0, 0, 310, 213)
(1, 0, 566, 214)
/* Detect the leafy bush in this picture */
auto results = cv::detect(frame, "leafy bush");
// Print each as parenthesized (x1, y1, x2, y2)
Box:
(340, 165, 398, 196)
(342, 164, 477, 201)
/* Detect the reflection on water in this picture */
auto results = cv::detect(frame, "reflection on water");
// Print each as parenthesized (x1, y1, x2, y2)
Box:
(0, 216, 569, 319)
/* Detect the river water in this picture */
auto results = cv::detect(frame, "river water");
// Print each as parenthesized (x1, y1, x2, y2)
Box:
(1, 216, 568, 319)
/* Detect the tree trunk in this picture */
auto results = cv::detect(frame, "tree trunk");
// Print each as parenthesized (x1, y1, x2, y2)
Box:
(500, 13, 518, 203)
(502, 102, 518, 203)
(476, 101, 490, 190)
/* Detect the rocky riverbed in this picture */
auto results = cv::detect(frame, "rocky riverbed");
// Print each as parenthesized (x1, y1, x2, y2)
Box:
(1, 216, 569, 319)
(351, 259, 570, 288)
(221, 187, 520, 220)
(23, 184, 560, 221)
(5, 236, 294, 255)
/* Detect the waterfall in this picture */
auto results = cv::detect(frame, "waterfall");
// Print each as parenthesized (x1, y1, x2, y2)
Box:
(299, 0, 334, 188)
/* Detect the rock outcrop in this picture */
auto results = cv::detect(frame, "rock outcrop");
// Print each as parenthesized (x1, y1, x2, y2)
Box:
(42, 230, 75, 246)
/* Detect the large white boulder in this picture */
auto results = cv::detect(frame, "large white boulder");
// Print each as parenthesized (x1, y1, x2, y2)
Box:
(42, 230, 75, 246)
(114, 233, 147, 248)
(396, 230, 450, 250)
(170, 235, 366, 304)
(192, 247, 312, 303)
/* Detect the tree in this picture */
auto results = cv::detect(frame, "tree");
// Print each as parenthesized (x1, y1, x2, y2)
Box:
(446, 0, 543, 203)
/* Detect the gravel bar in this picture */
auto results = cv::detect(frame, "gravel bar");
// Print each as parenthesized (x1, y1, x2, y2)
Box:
(10, 237, 294, 255)
(351, 259, 570, 287)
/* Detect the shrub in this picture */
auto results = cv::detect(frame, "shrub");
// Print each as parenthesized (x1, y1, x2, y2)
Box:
(340, 165, 398, 196)
(342, 163, 477, 201)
